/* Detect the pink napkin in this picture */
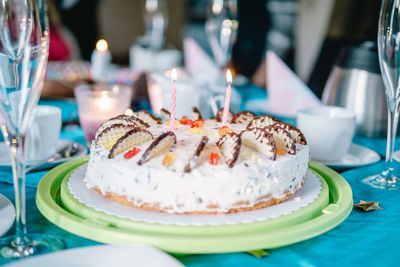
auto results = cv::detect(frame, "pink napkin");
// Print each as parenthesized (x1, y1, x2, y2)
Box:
(266, 51, 321, 117)
(183, 37, 219, 82)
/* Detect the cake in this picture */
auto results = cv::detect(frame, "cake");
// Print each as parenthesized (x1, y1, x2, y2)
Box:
(84, 108, 310, 214)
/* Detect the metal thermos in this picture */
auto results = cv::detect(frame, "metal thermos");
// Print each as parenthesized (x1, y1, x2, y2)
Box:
(322, 42, 387, 138)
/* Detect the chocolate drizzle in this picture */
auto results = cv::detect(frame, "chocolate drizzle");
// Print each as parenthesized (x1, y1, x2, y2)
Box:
(108, 128, 153, 158)
(216, 107, 234, 123)
(216, 132, 241, 168)
(184, 136, 209, 173)
(192, 107, 203, 120)
(138, 131, 177, 165)
(232, 111, 256, 124)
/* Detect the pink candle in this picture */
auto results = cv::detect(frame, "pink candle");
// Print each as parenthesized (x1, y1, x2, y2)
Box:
(169, 68, 177, 131)
(222, 69, 233, 126)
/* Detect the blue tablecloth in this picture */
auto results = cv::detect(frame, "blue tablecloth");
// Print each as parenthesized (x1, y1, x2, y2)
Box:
(1, 85, 400, 266)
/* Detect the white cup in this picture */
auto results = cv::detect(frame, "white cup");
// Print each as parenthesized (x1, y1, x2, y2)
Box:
(26, 105, 61, 163)
(297, 106, 356, 161)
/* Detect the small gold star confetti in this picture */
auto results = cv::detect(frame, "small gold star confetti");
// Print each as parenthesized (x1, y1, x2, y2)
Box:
(354, 200, 383, 211)
(247, 249, 270, 258)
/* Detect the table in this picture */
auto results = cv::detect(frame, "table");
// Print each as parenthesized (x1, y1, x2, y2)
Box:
(1, 84, 400, 266)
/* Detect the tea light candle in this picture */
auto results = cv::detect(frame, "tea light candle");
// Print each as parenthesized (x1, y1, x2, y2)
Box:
(91, 39, 111, 82)
(75, 84, 132, 144)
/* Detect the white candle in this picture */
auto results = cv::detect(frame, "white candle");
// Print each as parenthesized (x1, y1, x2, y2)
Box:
(91, 39, 111, 82)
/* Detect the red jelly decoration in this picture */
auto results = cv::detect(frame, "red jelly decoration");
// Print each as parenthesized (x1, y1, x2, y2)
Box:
(209, 152, 220, 165)
(191, 119, 204, 128)
(124, 147, 141, 159)
(180, 119, 193, 126)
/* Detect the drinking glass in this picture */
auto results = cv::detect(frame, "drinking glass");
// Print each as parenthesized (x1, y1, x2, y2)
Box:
(205, 0, 238, 71)
(0, 0, 63, 259)
(144, 0, 168, 51)
(75, 83, 132, 145)
(362, 0, 400, 190)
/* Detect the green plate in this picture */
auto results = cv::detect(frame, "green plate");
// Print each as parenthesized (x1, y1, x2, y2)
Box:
(36, 156, 352, 254)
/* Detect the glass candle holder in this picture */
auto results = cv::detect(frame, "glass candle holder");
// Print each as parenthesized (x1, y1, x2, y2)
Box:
(75, 83, 132, 144)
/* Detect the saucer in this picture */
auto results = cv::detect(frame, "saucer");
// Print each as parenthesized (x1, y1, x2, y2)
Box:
(0, 139, 87, 171)
(316, 143, 380, 169)
(0, 193, 15, 237)
(3, 243, 184, 267)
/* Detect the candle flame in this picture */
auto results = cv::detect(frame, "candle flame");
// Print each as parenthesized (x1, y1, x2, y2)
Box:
(226, 69, 232, 84)
(98, 92, 112, 111)
(96, 39, 108, 52)
(125, 108, 134, 116)
(171, 68, 177, 82)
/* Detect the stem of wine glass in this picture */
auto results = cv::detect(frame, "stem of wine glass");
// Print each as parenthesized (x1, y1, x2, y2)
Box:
(9, 134, 28, 248)
(12, 61, 19, 91)
(383, 100, 400, 179)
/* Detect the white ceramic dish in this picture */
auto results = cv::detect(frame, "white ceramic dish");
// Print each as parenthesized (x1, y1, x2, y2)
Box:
(297, 106, 356, 162)
(0, 193, 15, 237)
(68, 165, 322, 226)
(3, 243, 184, 267)
(0, 139, 87, 171)
(317, 143, 380, 169)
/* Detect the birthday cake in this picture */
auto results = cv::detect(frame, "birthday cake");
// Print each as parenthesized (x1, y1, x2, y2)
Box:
(84, 108, 310, 214)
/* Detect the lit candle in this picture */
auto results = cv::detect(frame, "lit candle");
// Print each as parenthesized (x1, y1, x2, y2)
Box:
(75, 84, 132, 144)
(222, 69, 233, 126)
(91, 39, 111, 82)
(169, 68, 177, 131)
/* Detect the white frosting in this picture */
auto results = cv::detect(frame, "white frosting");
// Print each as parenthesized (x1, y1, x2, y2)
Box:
(84, 120, 310, 213)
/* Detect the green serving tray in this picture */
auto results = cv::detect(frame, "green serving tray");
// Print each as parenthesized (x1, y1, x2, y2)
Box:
(36, 156, 353, 254)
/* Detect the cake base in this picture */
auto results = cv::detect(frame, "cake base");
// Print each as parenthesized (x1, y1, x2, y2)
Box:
(93, 179, 305, 214)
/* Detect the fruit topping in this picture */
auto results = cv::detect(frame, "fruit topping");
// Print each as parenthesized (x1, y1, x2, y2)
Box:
(232, 111, 256, 124)
(208, 152, 220, 165)
(192, 107, 203, 120)
(165, 120, 181, 126)
(216, 107, 234, 123)
(184, 136, 209, 172)
(190, 127, 204, 135)
(123, 147, 141, 159)
(180, 119, 193, 126)
(246, 115, 279, 130)
(191, 119, 204, 128)
(273, 122, 307, 145)
(239, 127, 276, 160)
(135, 110, 161, 125)
(160, 108, 171, 121)
(162, 152, 176, 167)
(264, 125, 296, 155)
(95, 124, 136, 150)
(218, 126, 232, 137)
(138, 131, 177, 165)
(276, 147, 286, 156)
(216, 132, 241, 168)
(108, 128, 153, 158)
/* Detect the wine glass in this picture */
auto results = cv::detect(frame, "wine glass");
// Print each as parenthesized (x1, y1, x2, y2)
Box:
(0, 0, 64, 259)
(362, 0, 400, 190)
(144, 0, 168, 51)
(205, 0, 238, 72)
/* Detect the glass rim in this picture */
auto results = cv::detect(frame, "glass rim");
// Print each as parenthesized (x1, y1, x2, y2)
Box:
(74, 83, 132, 98)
